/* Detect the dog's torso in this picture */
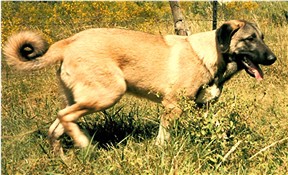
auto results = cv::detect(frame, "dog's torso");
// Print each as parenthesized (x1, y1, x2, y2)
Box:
(61, 28, 224, 104)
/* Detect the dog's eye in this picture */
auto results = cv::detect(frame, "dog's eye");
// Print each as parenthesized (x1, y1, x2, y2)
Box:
(246, 36, 254, 41)
(246, 34, 256, 41)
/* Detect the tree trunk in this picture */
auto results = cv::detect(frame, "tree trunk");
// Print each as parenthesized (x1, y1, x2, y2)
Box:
(169, 1, 190, 36)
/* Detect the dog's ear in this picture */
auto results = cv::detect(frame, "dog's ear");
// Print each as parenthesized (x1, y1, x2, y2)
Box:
(216, 20, 245, 53)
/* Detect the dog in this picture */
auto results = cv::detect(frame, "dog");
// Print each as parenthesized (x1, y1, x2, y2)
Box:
(4, 20, 276, 153)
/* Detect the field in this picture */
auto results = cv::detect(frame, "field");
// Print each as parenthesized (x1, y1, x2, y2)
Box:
(1, 2, 288, 174)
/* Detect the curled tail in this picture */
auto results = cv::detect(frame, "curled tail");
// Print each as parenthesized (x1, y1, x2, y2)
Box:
(3, 31, 63, 71)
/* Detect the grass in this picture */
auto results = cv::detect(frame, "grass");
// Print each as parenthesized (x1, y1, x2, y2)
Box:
(2, 2, 288, 174)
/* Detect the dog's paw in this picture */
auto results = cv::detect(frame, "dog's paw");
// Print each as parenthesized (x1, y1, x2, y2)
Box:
(155, 136, 165, 146)
(155, 126, 170, 146)
(51, 140, 64, 157)
(74, 134, 90, 148)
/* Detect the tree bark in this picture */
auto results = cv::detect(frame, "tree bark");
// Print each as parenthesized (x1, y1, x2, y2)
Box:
(169, 1, 190, 36)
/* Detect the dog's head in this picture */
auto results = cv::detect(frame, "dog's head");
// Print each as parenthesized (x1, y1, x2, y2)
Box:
(216, 20, 276, 80)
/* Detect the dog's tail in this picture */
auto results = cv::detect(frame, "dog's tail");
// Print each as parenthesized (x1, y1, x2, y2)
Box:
(3, 31, 64, 71)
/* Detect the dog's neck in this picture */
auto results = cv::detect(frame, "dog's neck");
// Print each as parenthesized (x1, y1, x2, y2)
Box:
(187, 30, 224, 78)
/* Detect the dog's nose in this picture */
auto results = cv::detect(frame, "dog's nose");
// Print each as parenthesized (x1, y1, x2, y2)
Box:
(263, 52, 277, 65)
(267, 54, 277, 64)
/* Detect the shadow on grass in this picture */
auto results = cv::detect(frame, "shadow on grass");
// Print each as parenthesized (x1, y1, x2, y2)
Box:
(88, 111, 158, 149)
(58, 107, 159, 149)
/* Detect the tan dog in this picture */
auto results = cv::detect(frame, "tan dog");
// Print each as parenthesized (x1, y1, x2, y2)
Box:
(4, 20, 276, 153)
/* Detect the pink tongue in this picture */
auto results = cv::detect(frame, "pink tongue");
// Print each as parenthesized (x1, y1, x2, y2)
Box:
(252, 68, 263, 81)
(243, 57, 264, 81)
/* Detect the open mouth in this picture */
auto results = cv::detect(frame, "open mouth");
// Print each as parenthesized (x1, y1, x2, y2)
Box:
(241, 56, 264, 80)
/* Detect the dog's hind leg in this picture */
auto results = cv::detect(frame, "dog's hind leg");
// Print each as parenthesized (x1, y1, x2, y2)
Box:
(58, 87, 127, 148)
(48, 103, 88, 152)
(48, 118, 65, 154)
(57, 104, 92, 148)
(48, 104, 92, 151)
(48, 68, 75, 153)
(60, 77, 126, 148)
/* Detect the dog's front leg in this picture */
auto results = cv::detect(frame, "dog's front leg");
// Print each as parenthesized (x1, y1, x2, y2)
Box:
(155, 102, 182, 145)
(195, 84, 222, 104)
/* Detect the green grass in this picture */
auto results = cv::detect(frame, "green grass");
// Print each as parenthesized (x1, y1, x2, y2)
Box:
(2, 2, 288, 174)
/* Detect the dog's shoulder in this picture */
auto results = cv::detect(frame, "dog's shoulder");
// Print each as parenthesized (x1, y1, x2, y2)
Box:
(163, 35, 188, 47)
